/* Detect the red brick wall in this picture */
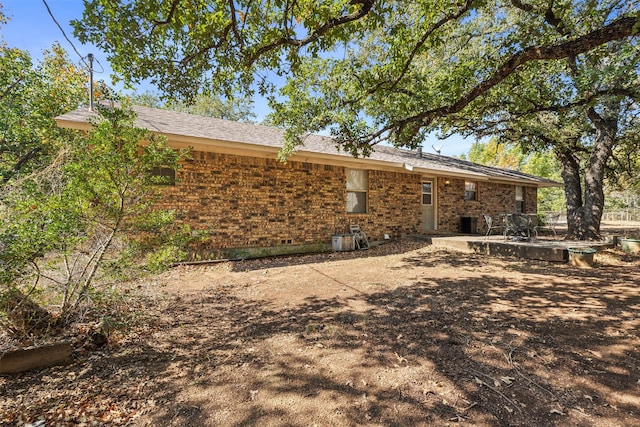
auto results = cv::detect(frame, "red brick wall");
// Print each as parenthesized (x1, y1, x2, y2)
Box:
(155, 151, 537, 251)
(525, 186, 538, 214)
(155, 152, 423, 252)
(355, 169, 422, 239)
(436, 177, 538, 233)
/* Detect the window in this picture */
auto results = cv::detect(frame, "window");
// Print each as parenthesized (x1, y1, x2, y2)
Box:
(149, 166, 176, 185)
(422, 181, 432, 205)
(346, 169, 368, 213)
(464, 181, 477, 201)
(515, 186, 525, 213)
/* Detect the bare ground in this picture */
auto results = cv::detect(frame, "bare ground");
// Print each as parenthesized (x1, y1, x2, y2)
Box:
(1, 239, 639, 426)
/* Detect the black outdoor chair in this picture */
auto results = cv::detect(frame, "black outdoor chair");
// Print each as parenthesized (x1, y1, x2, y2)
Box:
(503, 213, 537, 241)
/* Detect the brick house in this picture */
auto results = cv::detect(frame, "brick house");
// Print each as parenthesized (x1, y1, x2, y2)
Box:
(56, 105, 560, 256)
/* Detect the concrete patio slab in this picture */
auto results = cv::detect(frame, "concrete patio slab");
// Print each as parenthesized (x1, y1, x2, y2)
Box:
(430, 235, 618, 262)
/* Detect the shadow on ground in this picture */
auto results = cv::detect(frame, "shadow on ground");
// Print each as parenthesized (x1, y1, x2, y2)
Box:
(2, 244, 638, 426)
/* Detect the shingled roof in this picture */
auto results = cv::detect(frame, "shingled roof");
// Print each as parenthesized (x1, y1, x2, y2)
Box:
(56, 104, 561, 188)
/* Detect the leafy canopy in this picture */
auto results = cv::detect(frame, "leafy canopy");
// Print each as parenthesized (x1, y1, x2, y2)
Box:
(73, 0, 640, 156)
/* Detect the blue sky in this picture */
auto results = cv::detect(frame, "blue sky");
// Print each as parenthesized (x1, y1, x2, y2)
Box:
(1, 0, 475, 157)
(2, 1, 117, 88)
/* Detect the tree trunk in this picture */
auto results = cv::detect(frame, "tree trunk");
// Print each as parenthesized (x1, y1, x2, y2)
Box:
(581, 154, 607, 240)
(556, 147, 585, 239)
(557, 104, 618, 241)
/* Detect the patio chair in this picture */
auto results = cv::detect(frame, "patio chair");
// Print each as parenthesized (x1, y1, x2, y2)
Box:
(503, 213, 536, 241)
(482, 213, 504, 239)
(349, 224, 370, 250)
(534, 213, 560, 239)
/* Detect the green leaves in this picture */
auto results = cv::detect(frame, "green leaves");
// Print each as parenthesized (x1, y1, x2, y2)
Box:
(1, 97, 191, 322)
(68, 102, 181, 230)
(0, 32, 198, 328)
(74, 0, 639, 159)
(1, 44, 87, 183)
(0, 43, 88, 291)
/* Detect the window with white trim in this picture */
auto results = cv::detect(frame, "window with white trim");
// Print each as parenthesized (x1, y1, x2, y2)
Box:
(346, 169, 368, 213)
(464, 181, 477, 201)
(515, 186, 525, 213)
(422, 181, 433, 205)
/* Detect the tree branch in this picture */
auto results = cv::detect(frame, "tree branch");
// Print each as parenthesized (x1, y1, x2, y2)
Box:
(478, 86, 638, 124)
(353, 15, 639, 147)
(1, 146, 42, 184)
(179, 24, 233, 67)
(228, 0, 244, 49)
(245, 0, 375, 67)
(0, 75, 26, 102)
(151, 0, 181, 33)
(510, 0, 570, 36)
(368, 0, 476, 95)
(401, 15, 639, 132)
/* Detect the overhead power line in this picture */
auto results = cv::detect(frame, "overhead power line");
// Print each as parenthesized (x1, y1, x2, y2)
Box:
(41, 0, 89, 68)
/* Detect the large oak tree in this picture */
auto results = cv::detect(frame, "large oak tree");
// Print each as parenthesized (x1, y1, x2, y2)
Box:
(435, 2, 640, 239)
(73, 0, 640, 239)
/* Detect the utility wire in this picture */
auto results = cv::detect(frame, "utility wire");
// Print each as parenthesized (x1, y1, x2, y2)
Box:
(41, 0, 89, 68)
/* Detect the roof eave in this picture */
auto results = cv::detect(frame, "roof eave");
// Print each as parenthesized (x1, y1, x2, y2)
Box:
(56, 111, 560, 187)
(55, 117, 93, 132)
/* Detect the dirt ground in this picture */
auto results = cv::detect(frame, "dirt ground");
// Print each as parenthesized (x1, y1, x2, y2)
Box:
(1, 238, 639, 426)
